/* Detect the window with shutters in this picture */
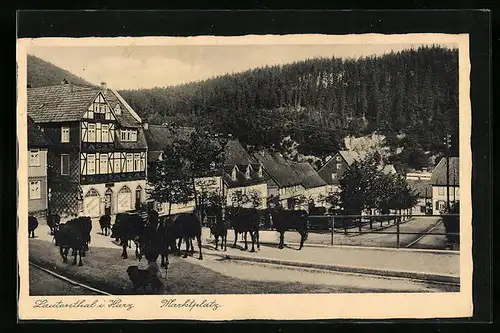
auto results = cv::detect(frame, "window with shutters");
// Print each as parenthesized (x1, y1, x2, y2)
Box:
(61, 154, 70, 175)
(87, 154, 96, 175)
(113, 153, 121, 173)
(126, 154, 133, 172)
(29, 181, 41, 199)
(61, 126, 70, 143)
(100, 154, 108, 174)
(88, 124, 96, 142)
(29, 150, 40, 166)
(134, 153, 140, 171)
(336, 163, 342, 170)
(102, 124, 109, 143)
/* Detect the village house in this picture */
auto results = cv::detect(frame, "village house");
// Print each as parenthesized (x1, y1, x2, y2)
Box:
(253, 150, 304, 209)
(317, 150, 368, 193)
(222, 139, 268, 209)
(406, 178, 433, 215)
(27, 80, 148, 219)
(27, 115, 52, 219)
(288, 161, 328, 209)
(144, 125, 269, 213)
(430, 156, 460, 215)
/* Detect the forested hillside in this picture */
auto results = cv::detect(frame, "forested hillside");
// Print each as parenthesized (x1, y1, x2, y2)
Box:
(27, 55, 96, 88)
(119, 46, 459, 172)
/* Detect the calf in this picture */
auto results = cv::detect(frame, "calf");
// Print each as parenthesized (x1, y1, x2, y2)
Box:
(47, 213, 61, 235)
(28, 215, 39, 238)
(227, 207, 260, 252)
(209, 217, 228, 251)
(99, 214, 111, 236)
(269, 209, 309, 250)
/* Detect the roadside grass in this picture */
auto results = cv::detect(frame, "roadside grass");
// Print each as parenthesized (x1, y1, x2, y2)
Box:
(30, 239, 395, 295)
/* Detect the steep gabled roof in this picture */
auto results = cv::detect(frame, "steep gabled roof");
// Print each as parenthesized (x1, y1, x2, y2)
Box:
(430, 157, 459, 186)
(406, 179, 432, 198)
(27, 83, 143, 128)
(27, 84, 99, 123)
(289, 161, 327, 189)
(252, 150, 302, 188)
(377, 164, 397, 175)
(144, 125, 194, 161)
(27, 115, 52, 148)
(224, 139, 257, 165)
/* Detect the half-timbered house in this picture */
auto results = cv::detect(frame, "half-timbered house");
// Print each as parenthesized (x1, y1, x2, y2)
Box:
(317, 150, 368, 193)
(27, 115, 52, 219)
(27, 81, 148, 219)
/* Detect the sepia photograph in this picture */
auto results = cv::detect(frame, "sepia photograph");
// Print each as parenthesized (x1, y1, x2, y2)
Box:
(17, 33, 472, 321)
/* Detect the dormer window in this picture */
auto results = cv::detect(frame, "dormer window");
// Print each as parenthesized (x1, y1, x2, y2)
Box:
(121, 129, 137, 142)
(114, 103, 121, 115)
(61, 126, 70, 143)
(257, 165, 263, 178)
(231, 167, 237, 181)
(245, 167, 251, 179)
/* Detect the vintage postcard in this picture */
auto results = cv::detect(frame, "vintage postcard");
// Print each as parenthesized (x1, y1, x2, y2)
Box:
(17, 33, 472, 321)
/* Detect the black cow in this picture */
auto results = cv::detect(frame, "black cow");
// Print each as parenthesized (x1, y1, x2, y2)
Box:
(28, 215, 39, 238)
(54, 217, 92, 266)
(227, 207, 260, 252)
(269, 209, 309, 250)
(47, 213, 61, 235)
(111, 212, 146, 259)
(174, 210, 203, 260)
(99, 214, 112, 236)
(209, 216, 228, 251)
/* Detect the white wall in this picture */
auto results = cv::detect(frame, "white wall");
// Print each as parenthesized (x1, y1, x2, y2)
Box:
(432, 185, 460, 214)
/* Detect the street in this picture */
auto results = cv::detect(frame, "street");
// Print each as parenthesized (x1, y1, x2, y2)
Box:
(30, 264, 101, 296)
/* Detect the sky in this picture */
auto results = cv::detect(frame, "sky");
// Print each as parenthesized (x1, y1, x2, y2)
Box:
(28, 42, 456, 90)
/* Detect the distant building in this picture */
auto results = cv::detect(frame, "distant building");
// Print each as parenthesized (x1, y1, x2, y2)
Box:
(430, 157, 459, 214)
(253, 150, 305, 209)
(27, 115, 52, 219)
(317, 150, 367, 193)
(406, 170, 432, 181)
(288, 161, 328, 209)
(407, 178, 433, 215)
(28, 81, 148, 219)
(377, 164, 397, 176)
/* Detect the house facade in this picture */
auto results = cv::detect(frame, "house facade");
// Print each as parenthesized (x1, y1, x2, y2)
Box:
(317, 150, 367, 193)
(27, 116, 52, 218)
(289, 161, 328, 209)
(253, 150, 304, 209)
(222, 139, 268, 209)
(430, 157, 460, 215)
(27, 81, 148, 219)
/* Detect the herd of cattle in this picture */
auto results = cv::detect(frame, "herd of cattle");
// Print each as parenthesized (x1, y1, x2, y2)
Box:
(27, 206, 312, 272)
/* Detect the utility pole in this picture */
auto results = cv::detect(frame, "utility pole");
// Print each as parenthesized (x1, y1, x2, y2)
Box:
(444, 133, 451, 211)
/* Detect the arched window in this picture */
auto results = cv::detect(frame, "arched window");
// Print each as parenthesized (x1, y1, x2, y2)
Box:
(117, 185, 132, 212)
(85, 188, 100, 197)
(135, 185, 143, 210)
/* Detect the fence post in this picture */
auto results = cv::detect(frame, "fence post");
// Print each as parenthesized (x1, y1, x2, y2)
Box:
(331, 216, 334, 246)
(396, 216, 400, 248)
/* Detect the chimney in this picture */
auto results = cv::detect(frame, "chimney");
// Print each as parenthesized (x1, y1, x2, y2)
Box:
(142, 118, 148, 130)
(100, 82, 107, 91)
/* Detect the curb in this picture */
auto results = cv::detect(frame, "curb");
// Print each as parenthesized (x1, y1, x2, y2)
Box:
(203, 237, 460, 255)
(204, 252, 460, 285)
